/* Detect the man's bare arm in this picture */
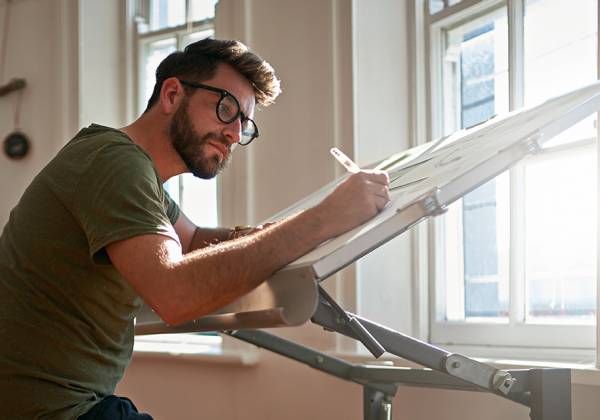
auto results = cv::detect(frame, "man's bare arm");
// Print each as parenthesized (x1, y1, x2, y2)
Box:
(174, 211, 273, 252)
(173, 213, 232, 252)
(106, 170, 390, 326)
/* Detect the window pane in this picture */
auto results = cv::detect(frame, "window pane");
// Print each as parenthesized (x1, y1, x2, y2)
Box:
(150, 0, 186, 30)
(463, 176, 510, 318)
(441, 174, 511, 321)
(180, 174, 218, 227)
(523, 0, 598, 325)
(442, 10, 509, 136)
(183, 29, 215, 48)
(141, 38, 177, 110)
(524, 145, 597, 322)
(429, 0, 445, 14)
(189, 0, 218, 22)
(164, 177, 181, 206)
(524, 0, 598, 148)
(525, 0, 597, 105)
(440, 8, 510, 320)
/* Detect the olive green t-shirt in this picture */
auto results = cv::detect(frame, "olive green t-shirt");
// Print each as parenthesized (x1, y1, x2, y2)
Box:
(0, 124, 180, 419)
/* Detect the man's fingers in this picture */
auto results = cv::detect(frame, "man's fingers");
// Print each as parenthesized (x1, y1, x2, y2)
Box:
(376, 184, 390, 200)
(373, 186, 390, 210)
(361, 170, 390, 185)
(375, 195, 389, 211)
(367, 180, 390, 200)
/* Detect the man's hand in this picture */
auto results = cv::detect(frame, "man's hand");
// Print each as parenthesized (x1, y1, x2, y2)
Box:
(315, 170, 390, 238)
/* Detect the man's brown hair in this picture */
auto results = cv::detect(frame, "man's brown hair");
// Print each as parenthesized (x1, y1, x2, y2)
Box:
(145, 38, 281, 112)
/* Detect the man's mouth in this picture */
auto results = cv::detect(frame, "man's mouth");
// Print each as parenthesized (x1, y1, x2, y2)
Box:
(207, 140, 229, 160)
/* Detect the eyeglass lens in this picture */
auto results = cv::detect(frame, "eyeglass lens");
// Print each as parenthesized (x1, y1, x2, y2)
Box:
(217, 96, 239, 123)
(217, 95, 257, 145)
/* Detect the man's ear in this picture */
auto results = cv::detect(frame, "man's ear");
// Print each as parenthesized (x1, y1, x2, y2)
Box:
(159, 78, 185, 115)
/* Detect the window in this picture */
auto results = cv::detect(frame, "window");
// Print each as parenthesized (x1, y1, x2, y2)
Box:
(131, 0, 221, 354)
(428, 0, 598, 354)
(438, 8, 510, 323)
(135, 0, 219, 228)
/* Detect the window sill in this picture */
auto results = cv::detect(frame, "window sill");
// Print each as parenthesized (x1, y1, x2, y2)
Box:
(132, 334, 260, 366)
(132, 348, 260, 366)
(332, 346, 600, 387)
(434, 343, 596, 365)
(476, 357, 600, 387)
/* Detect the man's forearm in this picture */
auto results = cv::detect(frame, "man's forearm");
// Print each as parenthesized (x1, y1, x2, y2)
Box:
(188, 223, 279, 252)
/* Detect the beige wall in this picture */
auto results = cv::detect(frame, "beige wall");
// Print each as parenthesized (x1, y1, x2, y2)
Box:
(0, 0, 78, 226)
(0, 0, 122, 227)
(2, 0, 600, 419)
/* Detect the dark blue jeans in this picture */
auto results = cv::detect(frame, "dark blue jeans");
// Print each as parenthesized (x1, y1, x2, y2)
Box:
(78, 396, 153, 420)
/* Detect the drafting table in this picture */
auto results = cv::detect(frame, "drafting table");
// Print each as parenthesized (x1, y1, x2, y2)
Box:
(135, 81, 600, 420)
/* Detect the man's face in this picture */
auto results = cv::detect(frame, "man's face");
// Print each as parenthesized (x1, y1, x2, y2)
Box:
(168, 63, 256, 179)
(169, 95, 228, 179)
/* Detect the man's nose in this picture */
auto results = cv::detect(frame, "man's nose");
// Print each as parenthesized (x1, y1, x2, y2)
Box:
(222, 118, 242, 145)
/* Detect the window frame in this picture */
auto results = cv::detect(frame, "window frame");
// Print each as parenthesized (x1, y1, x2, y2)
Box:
(128, 0, 223, 356)
(425, 0, 599, 355)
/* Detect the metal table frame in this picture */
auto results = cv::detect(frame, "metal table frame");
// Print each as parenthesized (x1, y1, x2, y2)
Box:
(137, 287, 572, 419)
(224, 291, 572, 420)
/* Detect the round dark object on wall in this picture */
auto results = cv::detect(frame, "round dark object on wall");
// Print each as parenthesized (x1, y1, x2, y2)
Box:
(4, 131, 30, 159)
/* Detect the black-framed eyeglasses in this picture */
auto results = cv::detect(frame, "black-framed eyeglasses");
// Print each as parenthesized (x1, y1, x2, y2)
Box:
(178, 79, 259, 146)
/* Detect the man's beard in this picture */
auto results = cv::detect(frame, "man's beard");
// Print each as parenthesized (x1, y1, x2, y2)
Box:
(169, 97, 230, 179)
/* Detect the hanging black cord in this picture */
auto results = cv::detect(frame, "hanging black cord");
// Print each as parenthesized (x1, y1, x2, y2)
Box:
(14, 88, 22, 129)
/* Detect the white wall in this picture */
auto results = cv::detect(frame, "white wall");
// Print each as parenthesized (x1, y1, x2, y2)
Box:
(353, 0, 415, 336)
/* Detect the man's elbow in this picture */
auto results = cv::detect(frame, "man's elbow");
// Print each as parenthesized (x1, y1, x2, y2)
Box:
(149, 293, 216, 326)
(149, 300, 191, 326)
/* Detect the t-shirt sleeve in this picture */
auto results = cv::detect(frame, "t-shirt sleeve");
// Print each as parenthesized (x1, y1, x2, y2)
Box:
(163, 190, 180, 226)
(73, 142, 180, 264)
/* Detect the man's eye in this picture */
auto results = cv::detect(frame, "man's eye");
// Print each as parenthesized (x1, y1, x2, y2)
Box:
(218, 100, 236, 120)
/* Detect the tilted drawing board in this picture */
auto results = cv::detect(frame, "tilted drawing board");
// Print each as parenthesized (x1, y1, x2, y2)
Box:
(135, 81, 600, 334)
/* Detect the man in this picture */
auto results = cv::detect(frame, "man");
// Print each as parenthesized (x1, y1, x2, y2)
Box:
(0, 38, 389, 419)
